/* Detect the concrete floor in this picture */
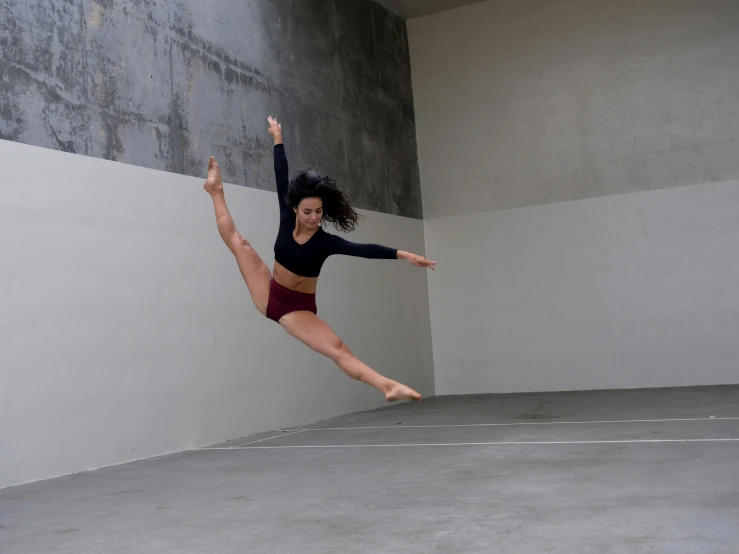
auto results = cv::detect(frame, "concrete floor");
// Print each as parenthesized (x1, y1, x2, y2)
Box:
(2, 385, 739, 553)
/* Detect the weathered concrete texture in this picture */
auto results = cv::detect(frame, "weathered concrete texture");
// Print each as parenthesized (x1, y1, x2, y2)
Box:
(0, 0, 422, 218)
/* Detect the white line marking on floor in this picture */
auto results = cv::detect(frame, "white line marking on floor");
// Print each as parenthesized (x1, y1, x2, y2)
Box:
(283, 417, 739, 432)
(231, 430, 308, 447)
(199, 438, 739, 450)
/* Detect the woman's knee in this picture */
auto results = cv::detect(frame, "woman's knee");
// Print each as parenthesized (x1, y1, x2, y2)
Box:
(230, 233, 251, 250)
(330, 340, 353, 364)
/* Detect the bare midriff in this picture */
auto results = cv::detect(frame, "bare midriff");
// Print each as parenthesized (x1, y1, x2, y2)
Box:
(272, 261, 318, 294)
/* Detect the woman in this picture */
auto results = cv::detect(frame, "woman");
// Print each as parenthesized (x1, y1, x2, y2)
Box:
(203, 116, 436, 402)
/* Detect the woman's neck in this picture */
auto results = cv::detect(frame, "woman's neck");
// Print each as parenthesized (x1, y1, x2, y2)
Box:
(294, 218, 320, 237)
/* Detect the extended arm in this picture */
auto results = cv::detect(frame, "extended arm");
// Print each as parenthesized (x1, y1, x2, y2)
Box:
(326, 235, 437, 269)
(327, 234, 398, 259)
(269, 116, 289, 214)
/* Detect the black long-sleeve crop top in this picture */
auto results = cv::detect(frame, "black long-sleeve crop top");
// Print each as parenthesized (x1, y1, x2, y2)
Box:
(272, 144, 398, 278)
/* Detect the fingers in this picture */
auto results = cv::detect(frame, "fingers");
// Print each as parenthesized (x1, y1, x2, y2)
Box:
(267, 116, 283, 136)
(411, 257, 437, 270)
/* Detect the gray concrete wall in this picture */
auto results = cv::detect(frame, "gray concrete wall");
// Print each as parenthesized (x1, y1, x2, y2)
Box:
(0, 0, 421, 218)
(410, 0, 739, 220)
(409, 0, 739, 394)
(0, 138, 434, 489)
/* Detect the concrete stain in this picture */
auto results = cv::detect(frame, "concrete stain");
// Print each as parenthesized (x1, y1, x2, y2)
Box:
(100, 112, 124, 160)
(88, 1, 103, 29)
(0, 90, 25, 142)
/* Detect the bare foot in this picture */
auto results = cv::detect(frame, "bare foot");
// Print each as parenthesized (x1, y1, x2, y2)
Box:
(204, 156, 223, 195)
(385, 382, 422, 403)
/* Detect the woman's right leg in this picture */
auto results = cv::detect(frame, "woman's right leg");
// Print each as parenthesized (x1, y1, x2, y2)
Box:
(205, 156, 272, 315)
(279, 311, 422, 402)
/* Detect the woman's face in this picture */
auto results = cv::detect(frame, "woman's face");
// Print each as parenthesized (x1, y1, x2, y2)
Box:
(295, 197, 323, 229)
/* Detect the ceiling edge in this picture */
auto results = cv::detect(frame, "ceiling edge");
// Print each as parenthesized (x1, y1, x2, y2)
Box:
(372, 0, 408, 19)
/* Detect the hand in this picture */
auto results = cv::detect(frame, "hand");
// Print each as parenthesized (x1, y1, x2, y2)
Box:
(268, 116, 282, 137)
(401, 251, 437, 270)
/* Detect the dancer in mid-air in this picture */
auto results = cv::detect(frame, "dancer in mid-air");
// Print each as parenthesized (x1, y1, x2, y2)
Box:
(204, 116, 436, 402)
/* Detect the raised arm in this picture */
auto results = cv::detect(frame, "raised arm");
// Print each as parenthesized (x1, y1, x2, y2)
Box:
(325, 234, 437, 269)
(269, 116, 289, 214)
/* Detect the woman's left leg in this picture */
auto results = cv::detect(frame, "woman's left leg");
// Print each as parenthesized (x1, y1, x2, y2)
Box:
(279, 311, 422, 402)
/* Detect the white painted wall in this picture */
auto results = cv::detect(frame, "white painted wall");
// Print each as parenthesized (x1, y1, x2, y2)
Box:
(425, 180, 739, 394)
(0, 139, 434, 489)
(409, 0, 739, 394)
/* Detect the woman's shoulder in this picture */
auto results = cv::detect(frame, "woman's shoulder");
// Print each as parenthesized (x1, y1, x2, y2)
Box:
(317, 227, 339, 239)
(317, 228, 352, 249)
(313, 227, 336, 245)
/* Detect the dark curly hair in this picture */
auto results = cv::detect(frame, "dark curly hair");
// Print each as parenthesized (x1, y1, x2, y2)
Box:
(286, 169, 362, 233)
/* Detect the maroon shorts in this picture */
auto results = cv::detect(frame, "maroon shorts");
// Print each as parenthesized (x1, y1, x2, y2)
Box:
(266, 278, 317, 323)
